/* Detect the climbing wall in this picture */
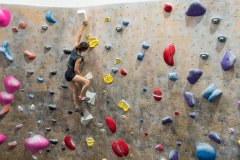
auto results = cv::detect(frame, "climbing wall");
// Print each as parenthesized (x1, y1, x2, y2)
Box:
(0, 0, 240, 159)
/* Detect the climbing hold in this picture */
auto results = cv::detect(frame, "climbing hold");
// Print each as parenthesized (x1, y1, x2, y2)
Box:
(97, 122, 103, 128)
(122, 20, 129, 26)
(153, 88, 162, 101)
(212, 18, 220, 24)
(169, 150, 178, 160)
(221, 50, 236, 71)
(86, 90, 96, 105)
(189, 112, 196, 119)
(186, 1, 206, 16)
(41, 25, 48, 31)
(0, 7, 11, 27)
(37, 76, 44, 83)
(12, 27, 18, 32)
(228, 128, 235, 134)
(118, 99, 129, 112)
(237, 140, 240, 145)
(24, 135, 49, 153)
(46, 148, 51, 152)
(61, 83, 68, 88)
(142, 41, 150, 49)
(4, 76, 21, 94)
(164, 3, 173, 13)
(176, 141, 182, 147)
(0, 105, 10, 118)
(187, 69, 203, 84)
(48, 104, 57, 110)
(208, 89, 222, 103)
(174, 111, 180, 116)
(184, 92, 195, 107)
(81, 109, 93, 126)
(208, 132, 221, 144)
(196, 143, 216, 160)
(112, 68, 118, 73)
(45, 10, 57, 24)
(49, 139, 58, 145)
(67, 110, 73, 114)
(218, 36, 227, 43)
(24, 50, 36, 61)
(103, 74, 113, 84)
(163, 44, 175, 66)
(139, 118, 144, 123)
(116, 26, 123, 32)
(51, 119, 57, 123)
(0, 91, 14, 105)
(105, 43, 111, 50)
(202, 84, 222, 102)
(64, 135, 76, 150)
(120, 69, 127, 76)
(27, 70, 34, 75)
(19, 22, 27, 29)
(137, 52, 145, 61)
(46, 128, 51, 132)
(44, 45, 51, 51)
(104, 17, 111, 22)
(161, 116, 173, 125)
(37, 120, 42, 125)
(143, 87, 148, 92)
(17, 106, 23, 112)
(105, 117, 117, 133)
(168, 72, 178, 81)
(86, 137, 94, 147)
(15, 124, 23, 132)
(86, 34, 99, 48)
(116, 58, 122, 64)
(0, 41, 14, 62)
(28, 94, 34, 99)
(200, 53, 209, 60)
(112, 139, 129, 157)
(50, 70, 57, 75)
(155, 144, 164, 151)
(30, 104, 35, 110)
(0, 133, 7, 144)
(63, 49, 71, 55)
(144, 132, 149, 136)
(121, 115, 126, 119)
(8, 141, 17, 149)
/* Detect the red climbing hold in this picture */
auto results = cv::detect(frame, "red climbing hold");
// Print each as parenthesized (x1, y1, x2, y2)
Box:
(120, 69, 127, 76)
(64, 135, 76, 150)
(112, 139, 129, 157)
(153, 88, 162, 101)
(144, 132, 149, 136)
(155, 144, 164, 151)
(24, 50, 36, 61)
(12, 27, 18, 32)
(174, 111, 180, 116)
(19, 22, 27, 29)
(163, 44, 175, 66)
(105, 117, 116, 133)
(164, 3, 173, 13)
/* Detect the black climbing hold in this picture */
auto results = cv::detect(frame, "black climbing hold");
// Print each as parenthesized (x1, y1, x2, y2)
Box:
(200, 53, 209, 60)
(105, 44, 111, 50)
(142, 42, 150, 49)
(80, 111, 84, 117)
(27, 70, 34, 75)
(112, 68, 118, 73)
(52, 119, 57, 123)
(63, 49, 72, 55)
(189, 112, 196, 119)
(61, 84, 68, 89)
(41, 25, 48, 31)
(50, 70, 57, 75)
(28, 94, 34, 99)
(61, 147, 66, 151)
(143, 87, 148, 92)
(116, 26, 123, 32)
(49, 89, 55, 95)
(139, 118, 144, 123)
(46, 128, 51, 132)
(212, 18, 220, 24)
(176, 141, 182, 147)
(65, 128, 69, 132)
(46, 148, 51, 152)
(49, 139, 58, 145)
(48, 104, 57, 110)
(44, 45, 51, 51)
(67, 110, 73, 114)
(106, 99, 110, 104)
(218, 36, 227, 43)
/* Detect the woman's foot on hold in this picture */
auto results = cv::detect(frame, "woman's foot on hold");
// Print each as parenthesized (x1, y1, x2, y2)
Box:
(79, 96, 90, 102)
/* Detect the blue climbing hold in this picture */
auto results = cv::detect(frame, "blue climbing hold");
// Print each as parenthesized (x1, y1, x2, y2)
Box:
(37, 76, 44, 83)
(186, 1, 206, 16)
(196, 143, 216, 160)
(161, 116, 173, 125)
(142, 41, 149, 49)
(45, 10, 57, 24)
(143, 87, 148, 92)
(184, 92, 195, 108)
(208, 132, 221, 144)
(168, 72, 178, 81)
(187, 69, 203, 84)
(122, 20, 129, 26)
(169, 149, 178, 160)
(221, 51, 236, 71)
(0, 41, 13, 62)
(202, 84, 216, 100)
(137, 52, 145, 61)
(208, 89, 222, 103)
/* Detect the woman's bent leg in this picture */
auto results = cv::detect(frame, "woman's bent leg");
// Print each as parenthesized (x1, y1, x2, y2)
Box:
(72, 75, 90, 99)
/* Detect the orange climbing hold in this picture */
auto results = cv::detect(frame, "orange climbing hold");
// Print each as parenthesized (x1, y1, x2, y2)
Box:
(64, 135, 76, 150)
(153, 88, 162, 101)
(163, 44, 175, 66)
(24, 50, 36, 61)
(112, 139, 129, 157)
(164, 3, 173, 13)
(0, 105, 10, 118)
(105, 117, 116, 133)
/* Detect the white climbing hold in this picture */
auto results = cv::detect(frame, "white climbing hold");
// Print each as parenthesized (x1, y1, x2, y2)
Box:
(77, 10, 87, 20)
(81, 109, 93, 126)
(17, 106, 23, 112)
(86, 90, 96, 105)
(30, 104, 35, 110)
(85, 72, 93, 80)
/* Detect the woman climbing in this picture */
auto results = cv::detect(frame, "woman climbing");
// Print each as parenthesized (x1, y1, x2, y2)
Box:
(64, 20, 90, 112)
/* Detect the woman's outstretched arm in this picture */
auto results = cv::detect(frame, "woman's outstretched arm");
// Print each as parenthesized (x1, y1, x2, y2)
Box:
(73, 21, 88, 48)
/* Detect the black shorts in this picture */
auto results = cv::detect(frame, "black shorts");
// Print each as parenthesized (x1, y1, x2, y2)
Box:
(65, 68, 76, 82)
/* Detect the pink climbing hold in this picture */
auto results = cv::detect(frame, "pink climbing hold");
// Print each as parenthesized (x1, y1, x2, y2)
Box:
(105, 117, 117, 133)
(120, 69, 127, 76)
(163, 44, 175, 66)
(24, 135, 49, 153)
(0, 91, 14, 105)
(112, 139, 129, 157)
(4, 75, 21, 94)
(19, 22, 27, 29)
(12, 27, 18, 32)
(164, 3, 173, 13)
(153, 88, 162, 101)
(155, 144, 164, 151)
(0, 7, 11, 27)
(0, 133, 7, 144)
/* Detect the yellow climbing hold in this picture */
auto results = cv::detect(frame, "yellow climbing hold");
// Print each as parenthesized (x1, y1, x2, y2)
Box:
(116, 58, 122, 64)
(86, 137, 94, 147)
(118, 99, 129, 112)
(105, 17, 111, 22)
(104, 74, 113, 84)
(86, 34, 99, 48)
(237, 139, 240, 145)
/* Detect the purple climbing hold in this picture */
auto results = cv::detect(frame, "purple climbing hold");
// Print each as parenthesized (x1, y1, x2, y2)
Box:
(221, 50, 236, 71)
(186, 1, 206, 16)
(169, 149, 178, 160)
(184, 92, 195, 107)
(208, 132, 221, 144)
(161, 116, 173, 125)
(187, 69, 203, 84)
